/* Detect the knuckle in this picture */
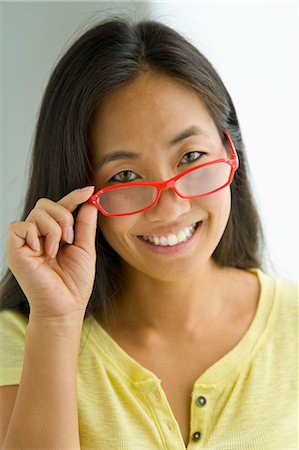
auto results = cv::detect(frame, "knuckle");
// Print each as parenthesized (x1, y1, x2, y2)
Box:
(8, 220, 20, 230)
(59, 210, 74, 228)
(47, 222, 62, 238)
(55, 225, 63, 238)
(32, 207, 46, 220)
(35, 197, 50, 208)
(26, 221, 37, 234)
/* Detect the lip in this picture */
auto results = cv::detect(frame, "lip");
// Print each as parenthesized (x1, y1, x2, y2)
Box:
(136, 221, 203, 255)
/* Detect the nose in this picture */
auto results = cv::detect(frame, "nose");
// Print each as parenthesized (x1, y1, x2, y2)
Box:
(144, 187, 191, 223)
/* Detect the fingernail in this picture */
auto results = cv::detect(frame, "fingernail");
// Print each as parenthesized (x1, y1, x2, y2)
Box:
(64, 226, 74, 244)
(50, 242, 59, 259)
(80, 186, 95, 192)
(35, 238, 41, 252)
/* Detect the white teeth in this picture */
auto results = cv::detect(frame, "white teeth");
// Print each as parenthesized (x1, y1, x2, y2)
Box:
(153, 236, 160, 245)
(185, 228, 191, 238)
(167, 234, 178, 246)
(141, 223, 198, 247)
(160, 237, 168, 246)
(177, 230, 188, 242)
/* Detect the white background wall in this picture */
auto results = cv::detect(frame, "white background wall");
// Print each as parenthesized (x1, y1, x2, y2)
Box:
(0, 1, 298, 281)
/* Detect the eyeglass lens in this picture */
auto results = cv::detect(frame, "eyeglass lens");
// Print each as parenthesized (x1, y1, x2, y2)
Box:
(99, 162, 232, 215)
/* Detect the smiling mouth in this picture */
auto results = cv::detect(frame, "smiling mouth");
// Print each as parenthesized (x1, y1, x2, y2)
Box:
(137, 222, 200, 247)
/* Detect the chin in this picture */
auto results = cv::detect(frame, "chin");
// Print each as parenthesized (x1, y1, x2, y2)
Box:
(125, 252, 210, 283)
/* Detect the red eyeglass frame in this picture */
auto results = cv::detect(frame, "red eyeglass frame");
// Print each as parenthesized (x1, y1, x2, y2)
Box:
(88, 129, 239, 217)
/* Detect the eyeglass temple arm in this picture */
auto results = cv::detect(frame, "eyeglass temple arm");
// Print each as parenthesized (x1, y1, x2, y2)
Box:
(225, 129, 239, 169)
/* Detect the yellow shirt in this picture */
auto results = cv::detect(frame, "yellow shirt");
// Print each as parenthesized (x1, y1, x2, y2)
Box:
(0, 269, 298, 449)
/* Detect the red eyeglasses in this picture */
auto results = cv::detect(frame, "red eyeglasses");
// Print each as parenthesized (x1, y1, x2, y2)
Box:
(88, 129, 239, 216)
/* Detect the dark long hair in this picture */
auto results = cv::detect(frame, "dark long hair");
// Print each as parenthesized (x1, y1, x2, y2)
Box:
(0, 17, 264, 320)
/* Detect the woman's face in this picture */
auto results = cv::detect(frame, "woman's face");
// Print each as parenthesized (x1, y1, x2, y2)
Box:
(90, 72, 231, 281)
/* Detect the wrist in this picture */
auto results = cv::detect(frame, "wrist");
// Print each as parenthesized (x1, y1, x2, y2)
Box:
(27, 311, 85, 338)
(29, 309, 85, 325)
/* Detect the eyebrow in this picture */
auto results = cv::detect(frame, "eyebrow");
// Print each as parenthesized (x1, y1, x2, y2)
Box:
(95, 125, 210, 169)
(95, 150, 140, 170)
(168, 125, 210, 146)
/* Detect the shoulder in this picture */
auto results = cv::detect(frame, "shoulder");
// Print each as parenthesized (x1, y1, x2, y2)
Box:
(274, 274, 298, 300)
(258, 269, 298, 308)
(255, 269, 298, 340)
(272, 273, 298, 326)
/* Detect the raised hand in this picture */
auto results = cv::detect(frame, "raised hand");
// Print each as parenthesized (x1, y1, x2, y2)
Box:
(6, 187, 98, 322)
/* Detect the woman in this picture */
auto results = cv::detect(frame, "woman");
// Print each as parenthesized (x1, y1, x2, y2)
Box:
(0, 18, 297, 449)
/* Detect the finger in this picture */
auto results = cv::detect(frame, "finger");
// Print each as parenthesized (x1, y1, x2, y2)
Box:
(73, 201, 98, 255)
(33, 200, 74, 244)
(58, 186, 96, 212)
(32, 186, 95, 244)
(7, 221, 40, 255)
(58, 186, 95, 243)
(26, 209, 62, 258)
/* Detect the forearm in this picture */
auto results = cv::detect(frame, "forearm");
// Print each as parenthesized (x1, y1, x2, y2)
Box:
(2, 316, 84, 449)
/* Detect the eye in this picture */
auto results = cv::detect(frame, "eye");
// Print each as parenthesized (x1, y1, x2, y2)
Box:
(180, 151, 204, 164)
(109, 170, 138, 183)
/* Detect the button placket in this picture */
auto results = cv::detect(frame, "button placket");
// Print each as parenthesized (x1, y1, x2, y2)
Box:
(190, 385, 216, 446)
(154, 389, 162, 402)
(166, 420, 175, 432)
(141, 381, 184, 446)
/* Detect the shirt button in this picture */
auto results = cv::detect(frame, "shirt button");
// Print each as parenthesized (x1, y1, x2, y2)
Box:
(154, 390, 161, 401)
(192, 431, 201, 441)
(167, 421, 175, 431)
(196, 396, 207, 406)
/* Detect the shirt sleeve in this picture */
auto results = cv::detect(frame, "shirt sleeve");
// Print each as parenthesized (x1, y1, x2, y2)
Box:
(0, 309, 28, 386)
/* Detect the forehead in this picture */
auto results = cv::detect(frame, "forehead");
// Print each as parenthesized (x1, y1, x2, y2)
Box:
(90, 71, 218, 151)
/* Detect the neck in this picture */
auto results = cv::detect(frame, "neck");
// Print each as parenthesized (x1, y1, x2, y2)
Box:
(104, 259, 232, 337)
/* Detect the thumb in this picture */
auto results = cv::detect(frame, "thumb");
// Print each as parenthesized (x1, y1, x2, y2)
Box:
(74, 201, 98, 255)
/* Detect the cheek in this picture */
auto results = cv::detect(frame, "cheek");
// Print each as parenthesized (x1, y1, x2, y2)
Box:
(198, 188, 231, 227)
(211, 189, 231, 235)
(98, 215, 136, 250)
